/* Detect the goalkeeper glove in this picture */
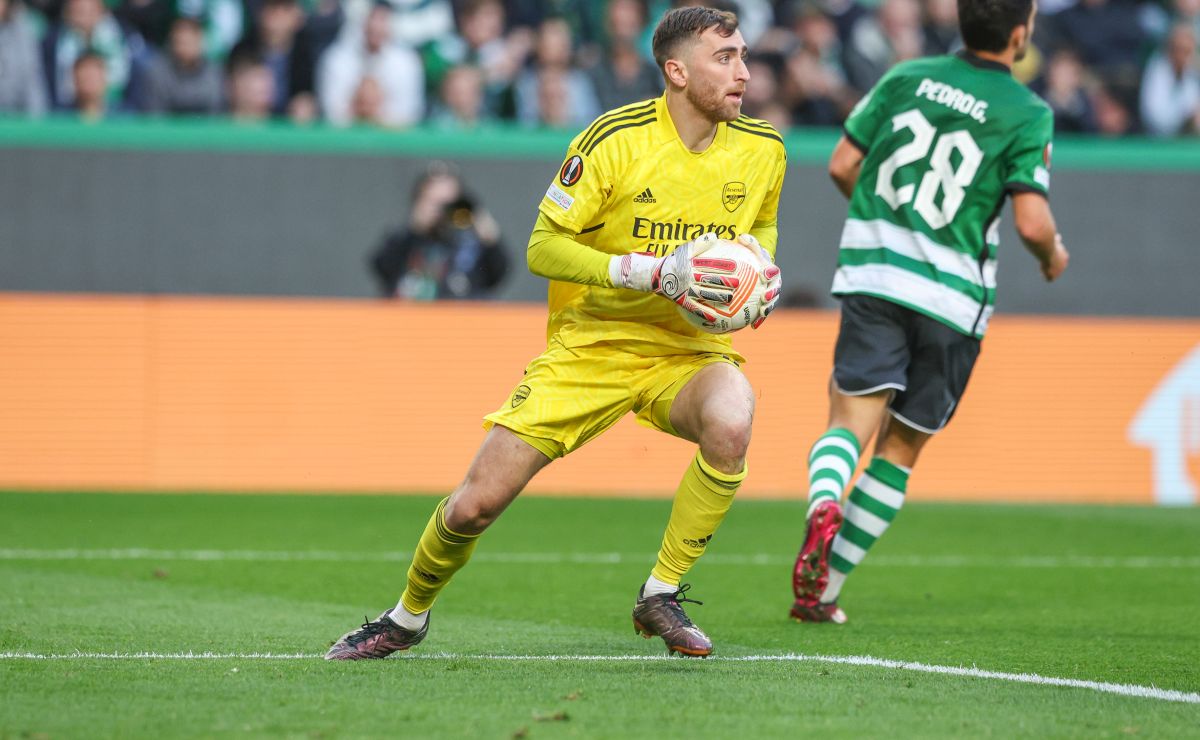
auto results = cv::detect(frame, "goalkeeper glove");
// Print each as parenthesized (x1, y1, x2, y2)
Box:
(608, 233, 741, 316)
(734, 233, 782, 329)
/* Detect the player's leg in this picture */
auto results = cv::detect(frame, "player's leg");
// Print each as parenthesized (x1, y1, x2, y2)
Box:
(818, 415, 929, 608)
(629, 358, 753, 656)
(817, 307, 981, 613)
(793, 296, 908, 622)
(325, 426, 550, 660)
(400, 425, 551, 613)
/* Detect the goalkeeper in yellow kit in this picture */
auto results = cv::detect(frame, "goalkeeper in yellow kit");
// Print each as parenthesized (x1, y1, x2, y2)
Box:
(326, 6, 786, 659)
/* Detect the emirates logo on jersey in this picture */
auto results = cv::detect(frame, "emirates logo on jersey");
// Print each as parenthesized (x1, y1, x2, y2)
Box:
(559, 156, 584, 187)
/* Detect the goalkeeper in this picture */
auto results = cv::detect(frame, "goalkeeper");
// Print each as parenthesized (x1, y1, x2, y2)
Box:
(327, 6, 786, 660)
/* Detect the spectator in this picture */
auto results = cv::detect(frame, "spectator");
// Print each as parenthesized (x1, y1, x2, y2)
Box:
(843, 0, 925, 92)
(348, 74, 383, 124)
(587, 0, 662, 111)
(786, 47, 845, 125)
(228, 0, 316, 121)
(114, 0, 171, 49)
(317, 1, 424, 127)
(301, 0, 344, 59)
(922, 0, 960, 55)
(173, 0, 246, 63)
(370, 162, 509, 301)
(226, 52, 275, 120)
(1056, 0, 1146, 106)
(1140, 24, 1200, 136)
(514, 16, 600, 128)
(425, 0, 529, 116)
(0, 0, 49, 116)
(338, 0, 454, 50)
(742, 53, 784, 119)
(428, 63, 490, 128)
(72, 49, 108, 119)
(1093, 83, 1134, 135)
(141, 16, 224, 114)
(1034, 48, 1098, 132)
(41, 0, 141, 110)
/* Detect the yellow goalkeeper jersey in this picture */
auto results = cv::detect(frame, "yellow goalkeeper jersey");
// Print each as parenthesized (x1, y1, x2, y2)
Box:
(535, 94, 787, 355)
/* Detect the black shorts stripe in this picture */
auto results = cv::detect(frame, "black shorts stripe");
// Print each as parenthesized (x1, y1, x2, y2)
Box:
(727, 122, 784, 145)
(577, 101, 656, 153)
(583, 117, 657, 156)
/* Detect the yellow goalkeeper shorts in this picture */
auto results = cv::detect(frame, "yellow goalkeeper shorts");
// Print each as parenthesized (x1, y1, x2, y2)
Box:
(483, 336, 741, 459)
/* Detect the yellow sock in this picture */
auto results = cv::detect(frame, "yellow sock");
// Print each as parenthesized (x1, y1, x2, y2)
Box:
(399, 498, 480, 614)
(651, 452, 745, 585)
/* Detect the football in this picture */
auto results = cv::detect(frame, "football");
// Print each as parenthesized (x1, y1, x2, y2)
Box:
(675, 238, 773, 335)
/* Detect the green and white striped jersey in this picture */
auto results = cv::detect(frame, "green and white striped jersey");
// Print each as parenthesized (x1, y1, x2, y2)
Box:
(834, 51, 1054, 338)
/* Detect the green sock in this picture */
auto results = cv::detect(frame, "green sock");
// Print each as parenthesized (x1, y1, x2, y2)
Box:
(824, 457, 909, 602)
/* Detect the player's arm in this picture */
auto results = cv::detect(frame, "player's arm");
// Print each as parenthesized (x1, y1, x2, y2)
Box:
(828, 136, 865, 200)
(528, 212, 743, 310)
(526, 212, 613, 286)
(1012, 192, 1068, 282)
(1006, 108, 1067, 282)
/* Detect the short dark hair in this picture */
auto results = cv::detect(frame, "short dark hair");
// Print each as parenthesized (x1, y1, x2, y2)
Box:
(651, 6, 739, 70)
(957, 0, 1034, 53)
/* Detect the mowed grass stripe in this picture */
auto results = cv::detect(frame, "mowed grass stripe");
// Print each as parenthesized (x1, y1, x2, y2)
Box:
(3, 651, 1197, 704)
(2, 548, 1198, 569)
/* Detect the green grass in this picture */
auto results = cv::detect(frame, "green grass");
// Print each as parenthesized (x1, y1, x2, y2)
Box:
(1, 492, 1198, 738)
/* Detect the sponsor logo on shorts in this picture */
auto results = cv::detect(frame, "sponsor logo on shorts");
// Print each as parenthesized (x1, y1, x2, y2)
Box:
(559, 155, 584, 187)
(682, 534, 713, 549)
(512, 384, 531, 408)
(722, 182, 746, 212)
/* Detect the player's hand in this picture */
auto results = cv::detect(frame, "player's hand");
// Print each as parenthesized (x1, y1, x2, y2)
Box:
(735, 233, 782, 329)
(609, 233, 736, 306)
(1041, 234, 1069, 282)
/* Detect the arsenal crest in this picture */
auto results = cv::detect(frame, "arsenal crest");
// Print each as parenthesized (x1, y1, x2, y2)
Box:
(722, 182, 746, 212)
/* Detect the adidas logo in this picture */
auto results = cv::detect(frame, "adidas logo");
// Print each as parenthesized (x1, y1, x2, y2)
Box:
(633, 187, 656, 204)
(682, 534, 713, 549)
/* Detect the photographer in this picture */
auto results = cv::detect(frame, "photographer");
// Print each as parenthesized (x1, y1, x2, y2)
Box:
(370, 162, 510, 300)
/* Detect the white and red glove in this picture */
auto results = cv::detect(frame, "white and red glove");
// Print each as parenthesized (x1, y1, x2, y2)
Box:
(734, 233, 782, 329)
(608, 232, 741, 324)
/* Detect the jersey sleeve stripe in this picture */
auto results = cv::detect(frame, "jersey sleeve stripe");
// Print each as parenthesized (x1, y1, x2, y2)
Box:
(843, 126, 869, 153)
(582, 117, 657, 156)
(579, 222, 605, 234)
(577, 101, 656, 153)
(727, 122, 784, 145)
(1004, 182, 1049, 199)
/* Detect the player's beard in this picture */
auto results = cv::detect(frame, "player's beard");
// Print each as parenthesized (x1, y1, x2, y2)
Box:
(685, 75, 742, 123)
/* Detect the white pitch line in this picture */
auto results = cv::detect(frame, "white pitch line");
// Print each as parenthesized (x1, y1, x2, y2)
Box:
(1, 651, 1196, 704)
(0, 548, 1198, 569)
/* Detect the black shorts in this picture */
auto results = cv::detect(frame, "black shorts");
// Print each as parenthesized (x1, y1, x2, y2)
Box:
(832, 294, 981, 434)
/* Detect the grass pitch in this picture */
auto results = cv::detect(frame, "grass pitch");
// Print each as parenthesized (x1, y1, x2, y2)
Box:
(1, 492, 1198, 738)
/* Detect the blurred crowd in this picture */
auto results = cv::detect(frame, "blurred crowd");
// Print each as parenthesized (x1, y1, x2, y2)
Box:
(1, 0, 1197, 136)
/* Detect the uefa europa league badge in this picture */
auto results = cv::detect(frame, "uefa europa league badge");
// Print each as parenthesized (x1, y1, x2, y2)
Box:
(722, 182, 746, 212)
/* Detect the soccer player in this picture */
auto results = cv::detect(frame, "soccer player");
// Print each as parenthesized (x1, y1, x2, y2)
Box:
(789, 0, 1069, 623)
(326, 6, 786, 659)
